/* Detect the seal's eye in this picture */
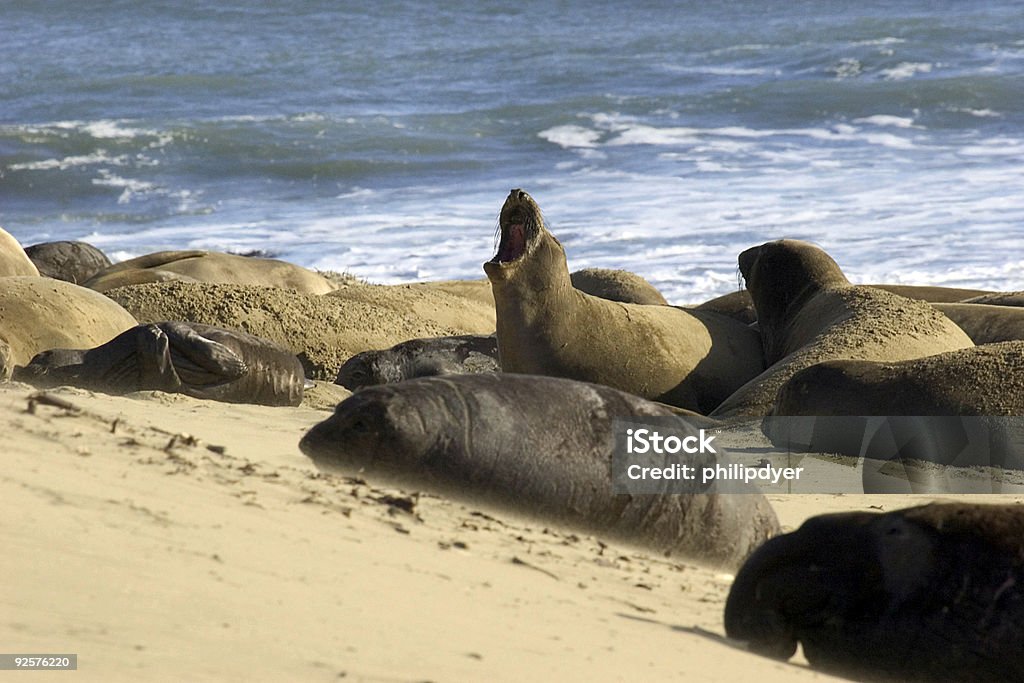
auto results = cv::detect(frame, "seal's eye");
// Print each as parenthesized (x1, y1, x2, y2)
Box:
(349, 418, 370, 434)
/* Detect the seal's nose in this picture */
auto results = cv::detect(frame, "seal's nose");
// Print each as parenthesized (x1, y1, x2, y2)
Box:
(509, 188, 526, 201)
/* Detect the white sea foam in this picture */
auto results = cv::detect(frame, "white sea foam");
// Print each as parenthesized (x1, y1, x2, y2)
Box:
(880, 62, 933, 80)
(853, 115, 920, 129)
(537, 125, 603, 148)
(8, 151, 128, 171)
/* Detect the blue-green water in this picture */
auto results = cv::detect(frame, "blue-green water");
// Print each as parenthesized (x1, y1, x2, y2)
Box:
(3, 1, 1022, 300)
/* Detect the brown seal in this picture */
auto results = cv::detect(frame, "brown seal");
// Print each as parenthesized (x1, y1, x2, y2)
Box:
(774, 341, 1024, 418)
(710, 240, 973, 417)
(300, 372, 779, 569)
(725, 502, 1024, 681)
(0, 276, 138, 379)
(483, 189, 764, 414)
(696, 284, 995, 326)
(933, 302, 1024, 344)
(962, 291, 1024, 307)
(84, 250, 337, 295)
(568, 267, 668, 305)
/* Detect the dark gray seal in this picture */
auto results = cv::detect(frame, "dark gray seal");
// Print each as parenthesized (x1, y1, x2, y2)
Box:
(335, 334, 498, 390)
(14, 321, 307, 407)
(24, 240, 112, 284)
(300, 373, 780, 568)
(725, 502, 1024, 682)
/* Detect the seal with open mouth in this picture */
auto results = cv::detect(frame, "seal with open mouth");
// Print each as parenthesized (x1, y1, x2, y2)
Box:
(482, 189, 764, 414)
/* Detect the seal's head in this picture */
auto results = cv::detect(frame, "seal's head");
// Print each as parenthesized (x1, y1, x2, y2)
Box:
(484, 188, 566, 283)
(739, 239, 849, 335)
(725, 509, 938, 665)
(299, 381, 460, 481)
(12, 348, 88, 387)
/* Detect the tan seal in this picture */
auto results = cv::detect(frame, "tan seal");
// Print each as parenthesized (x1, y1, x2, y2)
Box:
(0, 276, 138, 379)
(711, 239, 973, 417)
(0, 226, 40, 277)
(696, 283, 995, 325)
(85, 250, 337, 295)
(483, 189, 764, 413)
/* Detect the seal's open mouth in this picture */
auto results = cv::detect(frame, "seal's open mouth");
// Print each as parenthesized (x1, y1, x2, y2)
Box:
(493, 221, 527, 263)
(488, 188, 540, 265)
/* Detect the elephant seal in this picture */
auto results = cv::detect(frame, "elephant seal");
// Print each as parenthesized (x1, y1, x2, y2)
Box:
(300, 373, 780, 568)
(774, 341, 1024, 418)
(408, 269, 667, 311)
(710, 240, 973, 417)
(696, 285, 995, 326)
(569, 268, 668, 305)
(765, 343, 1024, 492)
(962, 291, 1024, 307)
(933, 302, 1024, 344)
(0, 277, 138, 379)
(85, 250, 337, 295)
(14, 321, 306, 407)
(335, 334, 498, 389)
(725, 502, 1024, 682)
(483, 189, 764, 413)
(24, 240, 112, 284)
(0, 226, 40, 277)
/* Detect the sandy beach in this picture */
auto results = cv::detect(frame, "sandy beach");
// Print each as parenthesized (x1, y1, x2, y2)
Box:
(5, 379, 1020, 682)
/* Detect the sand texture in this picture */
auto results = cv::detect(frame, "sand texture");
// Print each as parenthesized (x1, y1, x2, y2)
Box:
(5, 381, 1021, 681)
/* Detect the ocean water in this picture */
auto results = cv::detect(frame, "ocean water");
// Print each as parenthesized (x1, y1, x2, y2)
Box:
(3, 1, 1023, 302)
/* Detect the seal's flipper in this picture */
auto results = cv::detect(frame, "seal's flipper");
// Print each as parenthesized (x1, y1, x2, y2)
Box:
(162, 322, 247, 386)
(132, 324, 183, 392)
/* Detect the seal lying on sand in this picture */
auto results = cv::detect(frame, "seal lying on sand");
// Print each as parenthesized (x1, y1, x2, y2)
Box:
(0, 226, 40, 277)
(569, 267, 668, 305)
(0, 277, 137, 379)
(335, 334, 498, 389)
(25, 240, 111, 284)
(85, 250, 337, 295)
(765, 342, 1024, 491)
(104, 280, 496, 380)
(300, 373, 779, 568)
(962, 291, 1024, 307)
(483, 189, 764, 414)
(696, 285, 994, 326)
(725, 503, 1024, 682)
(409, 268, 668, 309)
(15, 321, 306, 406)
(774, 341, 1024, 417)
(710, 240, 973, 417)
(934, 303, 1024, 344)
